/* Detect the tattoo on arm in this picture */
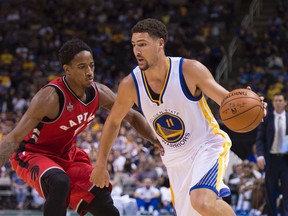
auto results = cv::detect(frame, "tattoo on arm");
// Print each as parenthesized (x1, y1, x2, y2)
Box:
(0, 141, 18, 167)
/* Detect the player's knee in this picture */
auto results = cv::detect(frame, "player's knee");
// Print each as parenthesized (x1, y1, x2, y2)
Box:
(190, 190, 215, 214)
(50, 173, 70, 192)
(43, 171, 70, 198)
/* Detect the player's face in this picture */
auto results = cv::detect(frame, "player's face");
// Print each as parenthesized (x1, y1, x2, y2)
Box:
(131, 32, 162, 71)
(65, 51, 95, 88)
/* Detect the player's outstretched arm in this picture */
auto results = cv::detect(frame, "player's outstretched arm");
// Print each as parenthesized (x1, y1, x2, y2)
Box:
(183, 60, 268, 115)
(91, 77, 136, 188)
(0, 87, 59, 167)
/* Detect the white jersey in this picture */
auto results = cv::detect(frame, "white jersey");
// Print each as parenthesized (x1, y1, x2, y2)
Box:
(131, 57, 231, 168)
(132, 57, 232, 215)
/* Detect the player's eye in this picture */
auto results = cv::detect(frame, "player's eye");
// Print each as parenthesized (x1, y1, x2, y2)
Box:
(78, 65, 85, 69)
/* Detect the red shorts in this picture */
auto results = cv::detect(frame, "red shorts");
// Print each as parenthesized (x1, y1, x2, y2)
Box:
(10, 148, 98, 213)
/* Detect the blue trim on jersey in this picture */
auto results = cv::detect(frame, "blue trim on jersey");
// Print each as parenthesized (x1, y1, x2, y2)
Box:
(131, 72, 142, 112)
(140, 58, 172, 106)
(140, 70, 153, 105)
(179, 58, 202, 101)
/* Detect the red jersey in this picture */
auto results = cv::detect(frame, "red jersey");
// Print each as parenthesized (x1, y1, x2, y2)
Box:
(21, 77, 99, 158)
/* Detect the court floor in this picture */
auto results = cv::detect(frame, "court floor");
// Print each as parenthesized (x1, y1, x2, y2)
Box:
(0, 210, 172, 216)
(0, 210, 83, 216)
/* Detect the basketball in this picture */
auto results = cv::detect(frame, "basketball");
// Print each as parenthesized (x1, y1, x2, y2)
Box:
(219, 88, 264, 133)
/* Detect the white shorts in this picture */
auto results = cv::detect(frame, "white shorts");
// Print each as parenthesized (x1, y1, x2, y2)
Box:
(166, 141, 231, 216)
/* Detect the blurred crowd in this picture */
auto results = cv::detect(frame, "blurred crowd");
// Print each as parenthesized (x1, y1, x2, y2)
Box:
(227, 0, 288, 106)
(0, 0, 288, 215)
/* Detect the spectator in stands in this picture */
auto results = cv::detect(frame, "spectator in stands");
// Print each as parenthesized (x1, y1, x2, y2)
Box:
(266, 50, 284, 70)
(157, 170, 174, 215)
(31, 188, 45, 210)
(10, 170, 29, 210)
(246, 144, 258, 164)
(228, 163, 243, 210)
(250, 178, 266, 216)
(134, 156, 159, 187)
(112, 149, 126, 173)
(236, 162, 257, 214)
(134, 177, 161, 215)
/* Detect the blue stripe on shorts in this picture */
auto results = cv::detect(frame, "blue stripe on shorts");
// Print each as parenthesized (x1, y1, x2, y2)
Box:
(189, 161, 231, 198)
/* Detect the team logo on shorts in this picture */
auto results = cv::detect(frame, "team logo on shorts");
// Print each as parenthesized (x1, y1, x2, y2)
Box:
(30, 165, 39, 182)
(153, 112, 185, 143)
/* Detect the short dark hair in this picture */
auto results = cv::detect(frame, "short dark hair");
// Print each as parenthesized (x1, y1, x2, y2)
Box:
(58, 39, 92, 66)
(131, 18, 168, 44)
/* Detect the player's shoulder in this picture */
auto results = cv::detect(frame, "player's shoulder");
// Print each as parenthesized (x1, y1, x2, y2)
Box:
(30, 86, 59, 109)
(182, 58, 205, 68)
(119, 74, 134, 86)
(37, 85, 58, 98)
(182, 58, 209, 75)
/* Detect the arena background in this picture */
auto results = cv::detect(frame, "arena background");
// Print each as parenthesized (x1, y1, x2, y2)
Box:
(0, 0, 287, 215)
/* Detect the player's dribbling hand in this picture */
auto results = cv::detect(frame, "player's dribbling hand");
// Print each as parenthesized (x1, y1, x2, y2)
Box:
(260, 95, 267, 118)
(246, 86, 268, 119)
(90, 164, 110, 188)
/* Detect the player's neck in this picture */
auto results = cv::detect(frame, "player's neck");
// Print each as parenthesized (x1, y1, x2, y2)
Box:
(144, 56, 169, 81)
(143, 56, 169, 93)
(65, 76, 86, 99)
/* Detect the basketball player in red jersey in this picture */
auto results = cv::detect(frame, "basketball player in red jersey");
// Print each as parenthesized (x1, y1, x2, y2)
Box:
(0, 39, 161, 216)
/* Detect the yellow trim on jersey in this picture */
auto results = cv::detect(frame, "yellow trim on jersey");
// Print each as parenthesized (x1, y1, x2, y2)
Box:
(170, 186, 175, 209)
(198, 96, 231, 190)
(141, 58, 171, 105)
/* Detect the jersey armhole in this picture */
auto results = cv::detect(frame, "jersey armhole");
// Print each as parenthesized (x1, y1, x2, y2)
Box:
(42, 85, 65, 122)
(131, 71, 143, 113)
(179, 58, 202, 101)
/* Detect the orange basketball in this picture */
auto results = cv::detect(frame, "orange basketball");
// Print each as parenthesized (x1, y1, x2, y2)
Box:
(219, 88, 264, 133)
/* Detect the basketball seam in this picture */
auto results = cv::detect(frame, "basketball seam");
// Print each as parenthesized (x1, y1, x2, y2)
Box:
(221, 97, 260, 107)
(220, 105, 263, 121)
(236, 107, 264, 132)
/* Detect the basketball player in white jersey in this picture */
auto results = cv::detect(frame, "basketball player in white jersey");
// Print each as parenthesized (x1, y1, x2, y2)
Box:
(90, 18, 266, 215)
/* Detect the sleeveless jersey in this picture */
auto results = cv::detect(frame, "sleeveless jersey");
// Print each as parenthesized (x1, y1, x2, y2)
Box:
(21, 77, 99, 158)
(131, 57, 231, 167)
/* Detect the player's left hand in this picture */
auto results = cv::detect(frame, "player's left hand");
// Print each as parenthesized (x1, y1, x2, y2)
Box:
(90, 164, 110, 188)
(246, 86, 267, 119)
(259, 95, 267, 118)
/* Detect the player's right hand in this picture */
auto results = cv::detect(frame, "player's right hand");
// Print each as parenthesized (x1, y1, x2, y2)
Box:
(90, 164, 110, 188)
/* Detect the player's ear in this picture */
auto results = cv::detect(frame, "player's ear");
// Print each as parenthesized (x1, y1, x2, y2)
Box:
(159, 38, 165, 48)
(158, 38, 165, 51)
(63, 65, 70, 75)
